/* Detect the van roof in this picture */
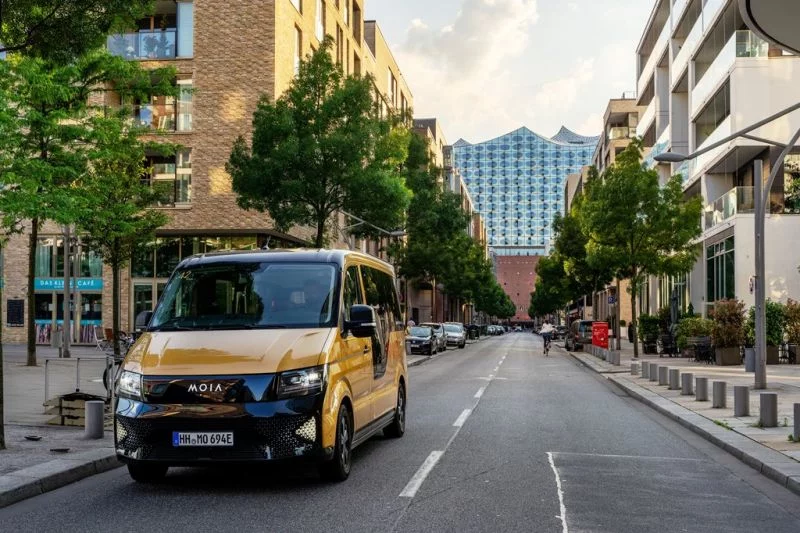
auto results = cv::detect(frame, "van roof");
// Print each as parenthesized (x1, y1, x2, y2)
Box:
(175, 248, 395, 272)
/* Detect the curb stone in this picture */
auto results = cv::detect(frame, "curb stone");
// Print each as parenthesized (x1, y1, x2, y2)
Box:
(562, 347, 800, 497)
(0, 449, 121, 509)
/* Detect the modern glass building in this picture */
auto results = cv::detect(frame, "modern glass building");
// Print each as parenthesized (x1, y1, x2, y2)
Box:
(453, 127, 598, 256)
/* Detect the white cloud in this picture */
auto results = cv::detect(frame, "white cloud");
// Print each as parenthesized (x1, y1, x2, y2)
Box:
(532, 58, 595, 113)
(576, 112, 604, 137)
(393, 0, 540, 141)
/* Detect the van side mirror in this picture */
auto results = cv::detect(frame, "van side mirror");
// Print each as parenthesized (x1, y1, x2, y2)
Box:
(346, 304, 376, 338)
(135, 310, 153, 330)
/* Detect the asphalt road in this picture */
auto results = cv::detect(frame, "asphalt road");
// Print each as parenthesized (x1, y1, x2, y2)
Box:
(3, 334, 800, 532)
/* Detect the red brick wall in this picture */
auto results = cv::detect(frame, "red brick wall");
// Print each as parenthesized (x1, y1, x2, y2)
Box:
(495, 256, 540, 322)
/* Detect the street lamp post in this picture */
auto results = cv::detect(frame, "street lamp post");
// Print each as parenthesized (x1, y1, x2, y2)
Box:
(655, 104, 800, 389)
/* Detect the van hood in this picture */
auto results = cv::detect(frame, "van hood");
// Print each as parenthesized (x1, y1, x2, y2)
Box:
(123, 329, 334, 376)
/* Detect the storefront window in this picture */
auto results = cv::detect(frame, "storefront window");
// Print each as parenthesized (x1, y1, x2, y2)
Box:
(80, 248, 103, 277)
(156, 237, 181, 277)
(181, 236, 201, 258)
(132, 241, 156, 278)
(36, 238, 54, 277)
(707, 237, 735, 305)
(133, 283, 155, 321)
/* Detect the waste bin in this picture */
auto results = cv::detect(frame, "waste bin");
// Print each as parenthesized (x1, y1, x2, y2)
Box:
(744, 347, 756, 372)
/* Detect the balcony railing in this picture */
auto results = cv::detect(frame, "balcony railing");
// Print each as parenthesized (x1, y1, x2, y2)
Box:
(637, 98, 656, 138)
(688, 115, 731, 184)
(672, 0, 726, 88)
(704, 186, 754, 229)
(129, 101, 192, 132)
(637, 19, 671, 99)
(607, 126, 636, 141)
(107, 29, 177, 60)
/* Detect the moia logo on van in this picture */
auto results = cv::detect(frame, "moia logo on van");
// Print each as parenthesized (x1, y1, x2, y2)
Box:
(187, 383, 224, 393)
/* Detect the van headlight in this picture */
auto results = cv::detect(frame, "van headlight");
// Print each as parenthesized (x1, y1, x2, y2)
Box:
(277, 366, 326, 399)
(117, 371, 143, 400)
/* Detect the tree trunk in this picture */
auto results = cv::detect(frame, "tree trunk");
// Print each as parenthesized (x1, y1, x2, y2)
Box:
(615, 279, 621, 350)
(315, 213, 326, 248)
(26, 218, 38, 366)
(112, 260, 121, 357)
(0, 283, 5, 449)
(631, 272, 639, 359)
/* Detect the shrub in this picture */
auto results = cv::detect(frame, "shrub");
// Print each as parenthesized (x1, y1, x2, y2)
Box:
(786, 299, 800, 345)
(676, 317, 714, 350)
(744, 300, 787, 346)
(657, 306, 672, 333)
(620, 320, 627, 327)
(638, 314, 660, 342)
(711, 300, 745, 348)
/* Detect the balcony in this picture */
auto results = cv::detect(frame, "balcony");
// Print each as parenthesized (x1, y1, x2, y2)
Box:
(691, 31, 768, 119)
(607, 126, 636, 141)
(688, 114, 731, 184)
(638, 20, 671, 99)
(637, 98, 657, 138)
(704, 186, 754, 229)
(671, 0, 690, 28)
(107, 30, 177, 60)
(130, 100, 192, 132)
(672, 0, 726, 89)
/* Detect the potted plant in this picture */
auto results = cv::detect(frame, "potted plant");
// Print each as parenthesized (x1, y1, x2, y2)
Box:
(676, 317, 713, 359)
(711, 300, 745, 365)
(785, 299, 800, 363)
(637, 314, 660, 354)
(745, 300, 786, 364)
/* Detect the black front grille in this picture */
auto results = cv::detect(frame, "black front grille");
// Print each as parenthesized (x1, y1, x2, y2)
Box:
(117, 414, 318, 462)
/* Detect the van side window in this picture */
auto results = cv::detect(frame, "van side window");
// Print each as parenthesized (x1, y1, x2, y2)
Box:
(343, 266, 362, 321)
(361, 266, 399, 378)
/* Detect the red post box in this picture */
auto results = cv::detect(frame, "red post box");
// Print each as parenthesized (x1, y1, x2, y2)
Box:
(592, 322, 609, 349)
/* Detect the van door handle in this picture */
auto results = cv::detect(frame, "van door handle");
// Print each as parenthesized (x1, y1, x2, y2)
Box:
(363, 346, 370, 354)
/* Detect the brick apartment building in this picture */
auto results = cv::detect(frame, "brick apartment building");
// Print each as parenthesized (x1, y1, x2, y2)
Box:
(1, 0, 413, 345)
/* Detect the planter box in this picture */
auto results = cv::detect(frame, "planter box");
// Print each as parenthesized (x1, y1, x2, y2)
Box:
(715, 346, 741, 366)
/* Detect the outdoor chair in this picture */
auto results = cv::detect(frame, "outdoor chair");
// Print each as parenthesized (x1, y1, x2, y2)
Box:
(94, 326, 112, 352)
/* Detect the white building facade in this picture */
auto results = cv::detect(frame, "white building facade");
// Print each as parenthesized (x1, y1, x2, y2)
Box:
(636, 0, 800, 317)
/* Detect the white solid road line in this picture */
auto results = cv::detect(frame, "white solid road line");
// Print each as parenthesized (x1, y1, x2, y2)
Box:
(399, 451, 444, 498)
(474, 386, 486, 399)
(453, 408, 472, 428)
(547, 452, 569, 533)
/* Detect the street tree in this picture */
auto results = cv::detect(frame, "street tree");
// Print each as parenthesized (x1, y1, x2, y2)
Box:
(228, 37, 412, 248)
(578, 139, 703, 357)
(78, 113, 171, 356)
(0, 0, 153, 63)
(0, 51, 176, 367)
(528, 255, 570, 319)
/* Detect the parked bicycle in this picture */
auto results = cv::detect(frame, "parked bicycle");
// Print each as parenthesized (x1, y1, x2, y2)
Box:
(102, 333, 136, 397)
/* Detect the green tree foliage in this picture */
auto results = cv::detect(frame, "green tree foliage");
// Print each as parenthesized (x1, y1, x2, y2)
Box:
(0, 52, 176, 367)
(228, 38, 411, 247)
(78, 112, 171, 356)
(579, 139, 703, 357)
(0, 0, 153, 62)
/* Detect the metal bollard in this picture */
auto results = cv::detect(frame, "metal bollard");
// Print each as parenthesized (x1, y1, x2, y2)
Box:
(668, 369, 680, 390)
(649, 363, 659, 382)
(696, 377, 709, 401)
(658, 366, 669, 386)
(681, 373, 694, 395)
(734, 386, 750, 417)
(760, 392, 778, 428)
(794, 404, 800, 441)
(84, 400, 105, 439)
(641, 362, 650, 379)
(631, 362, 640, 376)
(712, 381, 726, 408)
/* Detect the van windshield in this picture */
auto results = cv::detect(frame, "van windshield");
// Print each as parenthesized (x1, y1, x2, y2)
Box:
(150, 263, 338, 331)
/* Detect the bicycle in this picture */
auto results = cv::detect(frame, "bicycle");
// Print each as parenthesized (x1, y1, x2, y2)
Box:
(102, 335, 135, 399)
(543, 334, 552, 356)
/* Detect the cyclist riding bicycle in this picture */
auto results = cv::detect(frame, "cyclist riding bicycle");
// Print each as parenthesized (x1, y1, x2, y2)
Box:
(540, 321, 555, 355)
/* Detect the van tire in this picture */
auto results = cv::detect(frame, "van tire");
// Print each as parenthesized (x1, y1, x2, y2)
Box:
(319, 405, 352, 482)
(384, 384, 406, 438)
(127, 463, 168, 483)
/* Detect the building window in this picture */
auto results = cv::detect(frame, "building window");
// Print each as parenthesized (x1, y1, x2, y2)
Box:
(343, 0, 350, 26)
(315, 0, 326, 41)
(144, 149, 192, 206)
(291, 0, 302, 13)
(106, 1, 194, 59)
(707, 237, 735, 309)
(294, 26, 302, 75)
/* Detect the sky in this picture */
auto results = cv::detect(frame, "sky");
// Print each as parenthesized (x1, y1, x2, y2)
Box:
(365, 0, 655, 144)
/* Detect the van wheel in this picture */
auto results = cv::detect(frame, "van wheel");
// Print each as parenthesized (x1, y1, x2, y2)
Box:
(384, 384, 406, 438)
(127, 463, 168, 483)
(320, 405, 352, 482)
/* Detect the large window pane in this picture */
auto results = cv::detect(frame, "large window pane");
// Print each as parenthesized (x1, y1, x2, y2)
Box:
(177, 1, 194, 57)
(80, 248, 103, 277)
(181, 236, 201, 258)
(36, 238, 54, 277)
(131, 242, 155, 278)
(133, 284, 154, 324)
(177, 82, 193, 131)
(156, 238, 181, 278)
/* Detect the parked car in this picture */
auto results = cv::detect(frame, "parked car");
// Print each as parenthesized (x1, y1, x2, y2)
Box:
(443, 323, 467, 348)
(565, 320, 594, 351)
(420, 323, 448, 352)
(514, 326, 522, 332)
(407, 326, 437, 355)
(555, 325, 567, 340)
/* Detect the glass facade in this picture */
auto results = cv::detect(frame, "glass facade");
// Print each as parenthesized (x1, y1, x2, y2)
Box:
(453, 127, 598, 255)
(706, 236, 735, 311)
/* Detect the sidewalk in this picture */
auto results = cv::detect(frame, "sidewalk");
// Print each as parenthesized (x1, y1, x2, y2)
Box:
(559, 340, 800, 496)
(1, 344, 120, 508)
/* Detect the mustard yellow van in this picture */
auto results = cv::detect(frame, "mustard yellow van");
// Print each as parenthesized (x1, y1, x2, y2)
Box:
(114, 250, 407, 482)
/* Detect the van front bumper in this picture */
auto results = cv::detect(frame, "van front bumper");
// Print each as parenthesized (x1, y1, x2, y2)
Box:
(114, 397, 333, 465)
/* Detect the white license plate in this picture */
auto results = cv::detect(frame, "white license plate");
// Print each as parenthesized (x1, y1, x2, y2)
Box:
(172, 432, 234, 447)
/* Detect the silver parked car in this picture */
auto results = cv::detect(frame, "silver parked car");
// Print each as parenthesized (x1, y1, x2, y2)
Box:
(444, 323, 467, 349)
(420, 323, 448, 352)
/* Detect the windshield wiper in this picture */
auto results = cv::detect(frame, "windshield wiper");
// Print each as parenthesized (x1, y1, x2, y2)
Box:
(148, 325, 194, 332)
